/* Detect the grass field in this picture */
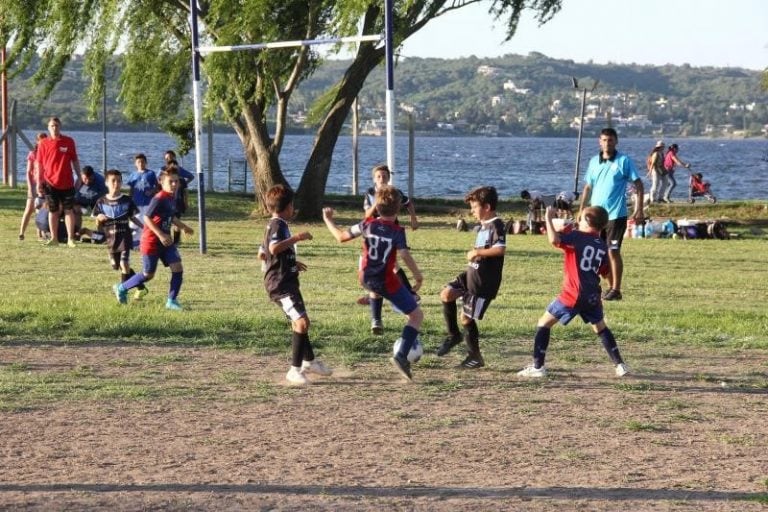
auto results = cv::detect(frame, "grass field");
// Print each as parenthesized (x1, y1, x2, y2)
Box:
(0, 188, 766, 510)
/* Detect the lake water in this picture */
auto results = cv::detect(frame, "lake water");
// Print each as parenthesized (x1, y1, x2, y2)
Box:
(15, 131, 768, 200)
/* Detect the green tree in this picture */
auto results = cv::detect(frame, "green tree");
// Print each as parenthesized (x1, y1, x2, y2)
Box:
(1, 0, 562, 217)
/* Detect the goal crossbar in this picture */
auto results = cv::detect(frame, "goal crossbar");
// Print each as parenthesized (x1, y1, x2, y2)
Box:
(198, 35, 382, 55)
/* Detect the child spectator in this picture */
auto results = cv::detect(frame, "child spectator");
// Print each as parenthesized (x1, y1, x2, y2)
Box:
(520, 189, 555, 232)
(324, 185, 424, 381)
(162, 150, 195, 244)
(74, 165, 108, 235)
(19, 132, 47, 241)
(517, 205, 630, 378)
(689, 172, 716, 203)
(361, 164, 419, 334)
(93, 169, 148, 301)
(126, 153, 159, 218)
(113, 166, 193, 310)
(436, 186, 506, 369)
(262, 184, 332, 386)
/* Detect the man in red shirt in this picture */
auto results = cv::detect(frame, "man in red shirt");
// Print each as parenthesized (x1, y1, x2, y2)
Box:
(35, 117, 81, 247)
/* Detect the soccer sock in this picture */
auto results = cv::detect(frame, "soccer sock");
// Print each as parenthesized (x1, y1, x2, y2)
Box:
(463, 319, 480, 358)
(300, 332, 315, 362)
(291, 331, 303, 368)
(122, 272, 146, 291)
(397, 325, 419, 359)
(168, 271, 183, 300)
(120, 272, 130, 283)
(127, 268, 146, 290)
(442, 301, 460, 336)
(533, 326, 551, 368)
(370, 296, 383, 323)
(598, 327, 624, 365)
(396, 268, 414, 293)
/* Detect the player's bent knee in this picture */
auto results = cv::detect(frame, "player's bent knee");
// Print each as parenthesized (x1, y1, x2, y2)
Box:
(293, 316, 310, 333)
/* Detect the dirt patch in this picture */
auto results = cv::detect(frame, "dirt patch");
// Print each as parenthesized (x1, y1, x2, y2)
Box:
(1, 344, 766, 511)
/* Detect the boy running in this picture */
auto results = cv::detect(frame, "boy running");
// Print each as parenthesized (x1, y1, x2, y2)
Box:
(263, 185, 332, 386)
(436, 186, 506, 369)
(517, 206, 630, 378)
(93, 169, 148, 300)
(112, 166, 193, 310)
(323, 185, 424, 381)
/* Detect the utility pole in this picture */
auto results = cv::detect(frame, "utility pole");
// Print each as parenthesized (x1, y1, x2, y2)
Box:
(571, 77, 599, 197)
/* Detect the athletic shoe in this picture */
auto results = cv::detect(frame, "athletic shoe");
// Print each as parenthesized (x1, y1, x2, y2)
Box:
(390, 354, 413, 381)
(67, 239, 77, 248)
(602, 289, 623, 301)
(616, 363, 631, 377)
(112, 283, 128, 305)
(371, 320, 384, 335)
(44, 238, 59, 247)
(133, 287, 149, 301)
(460, 355, 485, 369)
(165, 298, 183, 311)
(302, 359, 333, 376)
(517, 365, 547, 378)
(436, 333, 462, 357)
(286, 367, 310, 386)
(356, 295, 371, 306)
(18, 234, 24, 241)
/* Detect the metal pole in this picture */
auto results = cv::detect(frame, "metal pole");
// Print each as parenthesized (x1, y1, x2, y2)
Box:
(407, 110, 414, 199)
(9, 100, 16, 187)
(190, 0, 207, 253)
(384, 0, 396, 179)
(1, 45, 8, 186)
(352, 98, 359, 195)
(207, 118, 214, 192)
(102, 64, 108, 173)
(573, 87, 586, 196)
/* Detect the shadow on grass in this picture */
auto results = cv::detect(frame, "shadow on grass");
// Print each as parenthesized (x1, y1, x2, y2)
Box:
(0, 483, 763, 503)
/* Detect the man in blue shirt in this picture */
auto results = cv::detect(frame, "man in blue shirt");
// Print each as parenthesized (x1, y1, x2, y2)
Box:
(578, 128, 644, 301)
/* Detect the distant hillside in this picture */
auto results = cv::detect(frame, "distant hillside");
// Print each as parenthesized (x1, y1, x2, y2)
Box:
(8, 52, 767, 138)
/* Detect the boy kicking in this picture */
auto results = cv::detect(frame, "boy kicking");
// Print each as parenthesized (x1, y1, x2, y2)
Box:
(263, 185, 332, 386)
(113, 165, 193, 310)
(517, 206, 630, 378)
(436, 186, 506, 368)
(93, 169, 148, 300)
(323, 185, 424, 381)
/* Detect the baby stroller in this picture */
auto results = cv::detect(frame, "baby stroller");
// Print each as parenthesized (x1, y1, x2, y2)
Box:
(688, 172, 716, 203)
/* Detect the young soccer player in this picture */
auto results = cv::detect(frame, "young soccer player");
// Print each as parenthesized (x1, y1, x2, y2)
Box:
(436, 186, 506, 369)
(112, 166, 193, 310)
(517, 205, 630, 378)
(323, 185, 424, 381)
(361, 164, 419, 334)
(93, 169, 148, 300)
(262, 184, 332, 386)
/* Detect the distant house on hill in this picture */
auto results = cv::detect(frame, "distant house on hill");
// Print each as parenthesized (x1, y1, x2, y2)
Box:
(503, 80, 530, 95)
(477, 65, 501, 77)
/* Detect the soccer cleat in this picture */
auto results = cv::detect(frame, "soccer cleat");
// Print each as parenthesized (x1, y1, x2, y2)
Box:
(371, 320, 384, 335)
(302, 359, 333, 376)
(18, 234, 24, 241)
(436, 333, 462, 357)
(602, 288, 623, 301)
(165, 298, 183, 311)
(67, 239, 77, 248)
(112, 284, 128, 305)
(44, 238, 59, 247)
(390, 354, 413, 381)
(517, 365, 547, 378)
(616, 363, 631, 377)
(286, 367, 310, 386)
(460, 355, 485, 369)
(133, 287, 149, 301)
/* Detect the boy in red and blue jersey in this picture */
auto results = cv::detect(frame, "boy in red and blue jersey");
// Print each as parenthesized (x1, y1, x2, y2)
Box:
(113, 165, 193, 310)
(323, 185, 424, 381)
(517, 205, 630, 378)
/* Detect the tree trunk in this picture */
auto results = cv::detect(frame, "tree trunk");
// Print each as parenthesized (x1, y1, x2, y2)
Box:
(243, 132, 289, 215)
(294, 45, 384, 219)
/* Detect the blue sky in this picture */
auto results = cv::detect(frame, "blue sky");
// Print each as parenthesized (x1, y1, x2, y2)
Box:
(399, 0, 767, 70)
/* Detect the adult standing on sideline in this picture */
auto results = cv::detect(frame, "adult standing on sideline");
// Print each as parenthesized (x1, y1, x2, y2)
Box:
(578, 128, 644, 301)
(35, 117, 82, 247)
(661, 143, 691, 203)
(646, 140, 666, 204)
(18, 132, 47, 241)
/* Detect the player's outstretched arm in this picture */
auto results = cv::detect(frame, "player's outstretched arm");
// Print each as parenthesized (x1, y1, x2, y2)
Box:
(545, 206, 560, 246)
(322, 207, 355, 243)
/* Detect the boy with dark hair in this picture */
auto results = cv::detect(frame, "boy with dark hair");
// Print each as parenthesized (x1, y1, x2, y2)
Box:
(324, 185, 424, 381)
(436, 186, 506, 369)
(113, 166, 194, 310)
(517, 205, 630, 378)
(94, 169, 148, 300)
(263, 184, 332, 386)
(126, 153, 158, 218)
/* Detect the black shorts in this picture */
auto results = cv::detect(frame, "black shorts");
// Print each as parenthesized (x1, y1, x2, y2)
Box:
(601, 217, 627, 251)
(270, 284, 307, 321)
(44, 183, 76, 212)
(446, 273, 493, 321)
